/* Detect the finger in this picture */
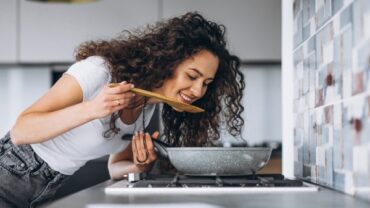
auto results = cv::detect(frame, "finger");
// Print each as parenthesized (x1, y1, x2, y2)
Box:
(135, 132, 146, 161)
(151, 131, 160, 139)
(136, 132, 145, 150)
(145, 133, 154, 150)
(133, 132, 146, 163)
(112, 92, 136, 101)
(135, 150, 145, 164)
(107, 82, 124, 88)
(112, 99, 122, 107)
(107, 81, 127, 89)
(143, 133, 157, 163)
(111, 92, 136, 108)
(109, 97, 134, 111)
(100, 95, 122, 108)
(132, 134, 139, 162)
(119, 95, 136, 106)
(107, 101, 123, 111)
(114, 98, 129, 106)
(139, 132, 148, 158)
(106, 82, 134, 94)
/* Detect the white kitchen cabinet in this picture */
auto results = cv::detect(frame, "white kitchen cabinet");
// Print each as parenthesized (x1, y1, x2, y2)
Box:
(0, 0, 18, 63)
(19, 0, 159, 63)
(162, 0, 281, 61)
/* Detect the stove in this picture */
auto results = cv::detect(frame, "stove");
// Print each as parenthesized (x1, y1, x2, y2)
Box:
(105, 173, 318, 194)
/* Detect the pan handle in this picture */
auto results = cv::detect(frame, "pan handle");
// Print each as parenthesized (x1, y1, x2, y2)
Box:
(152, 139, 169, 159)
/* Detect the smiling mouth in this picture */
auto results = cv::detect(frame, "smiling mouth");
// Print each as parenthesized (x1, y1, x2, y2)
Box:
(178, 92, 193, 104)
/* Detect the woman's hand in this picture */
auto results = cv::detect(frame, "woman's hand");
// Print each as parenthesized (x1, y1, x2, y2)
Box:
(107, 131, 159, 178)
(88, 81, 135, 119)
(132, 131, 159, 166)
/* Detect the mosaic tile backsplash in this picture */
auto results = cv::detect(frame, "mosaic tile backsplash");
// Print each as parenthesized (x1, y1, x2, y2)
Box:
(293, 0, 370, 201)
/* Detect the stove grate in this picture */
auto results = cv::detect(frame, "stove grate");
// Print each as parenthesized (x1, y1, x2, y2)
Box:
(132, 174, 304, 188)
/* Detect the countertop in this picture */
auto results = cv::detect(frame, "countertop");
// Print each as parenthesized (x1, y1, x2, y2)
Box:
(42, 179, 370, 208)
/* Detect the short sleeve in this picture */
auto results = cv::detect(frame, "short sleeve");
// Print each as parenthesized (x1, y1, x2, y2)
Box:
(65, 56, 111, 101)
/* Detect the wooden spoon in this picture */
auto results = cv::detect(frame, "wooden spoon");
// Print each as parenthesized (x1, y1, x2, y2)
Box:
(108, 83, 204, 113)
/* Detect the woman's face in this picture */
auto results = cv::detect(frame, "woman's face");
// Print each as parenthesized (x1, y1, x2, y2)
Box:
(155, 50, 219, 110)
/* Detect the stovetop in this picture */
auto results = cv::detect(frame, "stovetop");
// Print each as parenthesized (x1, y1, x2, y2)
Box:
(133, 174, 304, 188)
(105, 173, 319, 194)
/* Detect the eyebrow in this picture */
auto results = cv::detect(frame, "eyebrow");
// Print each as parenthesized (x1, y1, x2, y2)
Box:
(189, 68, 214, 81)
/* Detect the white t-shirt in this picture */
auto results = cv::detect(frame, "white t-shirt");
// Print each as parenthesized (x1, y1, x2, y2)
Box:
(30, 56, 156, 175)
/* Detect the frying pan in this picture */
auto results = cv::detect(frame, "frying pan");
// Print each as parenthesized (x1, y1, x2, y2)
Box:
(152, 139, 272, 176)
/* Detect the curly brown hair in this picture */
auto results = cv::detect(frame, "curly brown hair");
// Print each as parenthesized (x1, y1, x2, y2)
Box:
(75, 12, 245, 147)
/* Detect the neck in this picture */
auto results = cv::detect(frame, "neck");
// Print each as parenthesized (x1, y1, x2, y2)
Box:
(119, 97, 147, 124)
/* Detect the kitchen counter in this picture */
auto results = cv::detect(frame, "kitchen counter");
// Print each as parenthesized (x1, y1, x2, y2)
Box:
(42, 180, 370, 208)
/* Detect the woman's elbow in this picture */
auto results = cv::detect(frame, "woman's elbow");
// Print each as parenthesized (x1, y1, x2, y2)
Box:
(108, 161, 136, 180)
(110, 174, 122, 180)
(107, 163, 119, 179)
(108, 169, 123, 180)
(10, 128, 22, 145)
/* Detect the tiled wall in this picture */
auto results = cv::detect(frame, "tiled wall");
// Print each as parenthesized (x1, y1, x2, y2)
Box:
(293, 0, 370, 201)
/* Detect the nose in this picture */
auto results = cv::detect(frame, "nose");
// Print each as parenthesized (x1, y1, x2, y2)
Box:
(190, 83, 203, 98)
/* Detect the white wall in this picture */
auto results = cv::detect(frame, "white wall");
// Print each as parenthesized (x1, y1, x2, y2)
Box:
(19, 0, 159, 62)
(0, 68, 51, 136)
(162, 0, 281, 61)
(0, 0, 17, 62)
(241, 66, 282, 145)
(220, 65, 282, 146)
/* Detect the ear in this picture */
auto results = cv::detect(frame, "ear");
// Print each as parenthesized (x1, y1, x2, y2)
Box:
(151, 131, 160, 140)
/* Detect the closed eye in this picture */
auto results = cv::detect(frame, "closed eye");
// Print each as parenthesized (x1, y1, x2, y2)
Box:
(187, 74, 197, 81)
(187, 73, 212, 87)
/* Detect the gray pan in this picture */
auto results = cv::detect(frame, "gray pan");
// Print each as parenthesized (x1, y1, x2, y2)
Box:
(152, 139, 272, 176)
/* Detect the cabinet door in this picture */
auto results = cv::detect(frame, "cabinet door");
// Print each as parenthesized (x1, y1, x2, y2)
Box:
(162, 0, 281, 61)
(20, 0, 159, 63)
(0, 0, 17, 63)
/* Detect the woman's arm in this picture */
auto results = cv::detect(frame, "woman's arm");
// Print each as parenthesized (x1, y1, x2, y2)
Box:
(108, 143, 151, 180)
(108, 132, 159, 180)
(10, 74, 134, 145)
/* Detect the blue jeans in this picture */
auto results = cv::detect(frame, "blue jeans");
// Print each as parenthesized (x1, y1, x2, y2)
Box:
(0, 132, 69, 208)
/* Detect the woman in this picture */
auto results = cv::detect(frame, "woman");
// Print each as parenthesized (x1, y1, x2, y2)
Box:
(0, 12, 244, 207)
